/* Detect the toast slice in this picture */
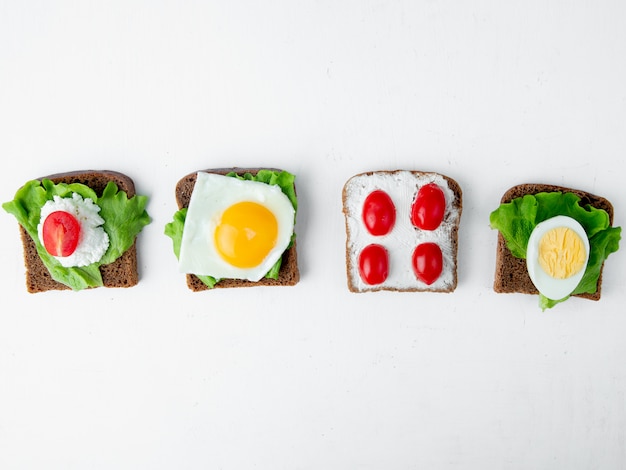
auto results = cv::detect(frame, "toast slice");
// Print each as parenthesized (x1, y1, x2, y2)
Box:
(15, 170, 141, 293)
(342, 170, 463, 293)
(493, 183, 615, 301)
(173, 167, 299, 291)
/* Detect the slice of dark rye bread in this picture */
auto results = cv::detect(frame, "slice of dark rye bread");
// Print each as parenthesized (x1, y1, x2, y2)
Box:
(342, 170, 463, 293)
(17, 170, 141, 293)
(174, 167, 299, 291)
(493, 183, 615, 301)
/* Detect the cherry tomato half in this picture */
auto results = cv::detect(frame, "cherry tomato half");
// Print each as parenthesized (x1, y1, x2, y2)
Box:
(412, 242, 443, 285)
(362, 190, 396, 236)
(42, 210, 81, 257)
(358, 244, 389, 285)
(411, 183, 446, 231)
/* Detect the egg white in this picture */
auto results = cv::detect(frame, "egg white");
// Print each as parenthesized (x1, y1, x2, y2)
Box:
(37, 193, 110, 267)
(526, 215, 590, 301)
(178, 172, 295, 282)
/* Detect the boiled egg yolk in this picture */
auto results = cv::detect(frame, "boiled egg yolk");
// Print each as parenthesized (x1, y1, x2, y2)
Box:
(537, 226, 586, 279)
(214, 201, 278, 268)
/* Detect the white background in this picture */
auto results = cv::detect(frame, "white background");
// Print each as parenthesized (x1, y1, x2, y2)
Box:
(1, 1, 625, 469)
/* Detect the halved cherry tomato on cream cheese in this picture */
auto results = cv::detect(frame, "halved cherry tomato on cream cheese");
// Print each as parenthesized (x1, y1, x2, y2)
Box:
(362, 190, 396, 236)
(42, 211, 81, 257)
(358, 244, 389, 285)
(411, 183, 446, 231)
(412, 243, 442, 285)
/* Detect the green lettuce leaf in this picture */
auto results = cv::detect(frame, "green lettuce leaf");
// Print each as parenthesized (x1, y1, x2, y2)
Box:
(489, 194, 539, 258)
(538, 294, 569, 310)
(164, 170, 296, 288)
(227, 170, 298, 212)
(571, 225, 621, 295)
(3, 179, 151, 291)
(490, 191, 621, 309)
(97, 182, 151, 265)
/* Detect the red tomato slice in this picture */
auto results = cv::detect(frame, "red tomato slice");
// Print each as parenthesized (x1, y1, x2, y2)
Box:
(42, 211, 81, 257)
(412, 243, 443, 285)
(358, 244, 389, 285)
(362, 190, 396, 236)
(411, 183, 446, 231)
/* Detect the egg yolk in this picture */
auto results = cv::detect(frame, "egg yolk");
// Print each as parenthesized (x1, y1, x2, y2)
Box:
(214, 202, 278, 268)
(538, 226, 586, 279)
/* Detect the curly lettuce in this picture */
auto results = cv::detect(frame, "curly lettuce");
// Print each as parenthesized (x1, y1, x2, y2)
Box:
(164, 170, 297, 289)
(3, 179, 151, 291)
(490, 191, 621, 309)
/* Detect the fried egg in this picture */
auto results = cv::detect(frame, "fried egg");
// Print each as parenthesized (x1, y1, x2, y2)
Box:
(178, 172, 295, 281)
(526, 215, 589, 301)
(37, 193, 110, 267)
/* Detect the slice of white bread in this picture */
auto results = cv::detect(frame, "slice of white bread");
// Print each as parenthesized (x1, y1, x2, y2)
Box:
(173, 167, 299, 291)
(342, 170, 463, 293)
(493, 183, 615, 301)
(14, 170, 142, 293)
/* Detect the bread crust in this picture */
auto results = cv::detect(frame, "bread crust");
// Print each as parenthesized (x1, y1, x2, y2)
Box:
(19, 170, 140, 293)
(493, 183, 615, 301)
(342, 170, 463, 293)
(174, 168, 299, 291)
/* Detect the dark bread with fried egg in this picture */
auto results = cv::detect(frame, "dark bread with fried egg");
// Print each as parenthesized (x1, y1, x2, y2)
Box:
(174, 167, 299, 291)
(493, 183, 615, 300)
(17, 170, 140, 293)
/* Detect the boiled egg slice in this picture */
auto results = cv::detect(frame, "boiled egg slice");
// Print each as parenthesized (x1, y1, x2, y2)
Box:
(178, 172, 295, 282)
(526, 215, 589, 301)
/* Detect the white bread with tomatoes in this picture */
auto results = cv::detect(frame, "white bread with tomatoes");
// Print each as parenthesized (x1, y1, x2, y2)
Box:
(342, 170, 463, 293)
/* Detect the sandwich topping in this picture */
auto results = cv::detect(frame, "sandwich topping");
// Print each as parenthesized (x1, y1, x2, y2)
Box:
(358, 189, 395, 284)
(412, 242, 443, 286)
(38, 193, 109, 267)
(358, 243, 389, 285)
(410, 183, 446, 285)
(411, 183, 446, 231)
(362, 190, 396, 236)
